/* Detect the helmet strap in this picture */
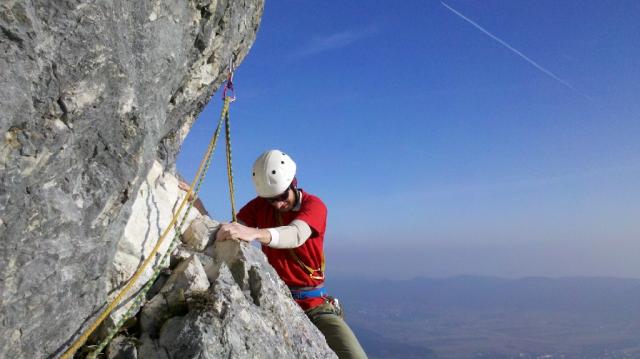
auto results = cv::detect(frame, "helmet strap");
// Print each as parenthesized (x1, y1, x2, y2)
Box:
(292, 188, 302, 211)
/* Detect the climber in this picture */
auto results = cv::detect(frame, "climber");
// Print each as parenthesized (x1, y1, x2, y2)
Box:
(216, 149, 367, 359)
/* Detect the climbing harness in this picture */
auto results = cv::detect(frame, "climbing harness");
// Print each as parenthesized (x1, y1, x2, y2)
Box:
(289, 284, 327, 300)
(276, 212, 325, 280)
(61, 62, 239, 359)
(305, 296, 344, 321)
(288, 249, 326, 280)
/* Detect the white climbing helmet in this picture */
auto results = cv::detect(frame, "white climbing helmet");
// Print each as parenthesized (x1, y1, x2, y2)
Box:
(252, 149, 297, 198)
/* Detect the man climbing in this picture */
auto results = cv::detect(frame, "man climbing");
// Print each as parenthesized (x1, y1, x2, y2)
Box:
(216, 149, 367, 359)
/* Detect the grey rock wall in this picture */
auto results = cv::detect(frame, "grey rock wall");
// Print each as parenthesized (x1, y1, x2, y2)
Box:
(0, 1, 263, 358)
(137, 239, 336, 359)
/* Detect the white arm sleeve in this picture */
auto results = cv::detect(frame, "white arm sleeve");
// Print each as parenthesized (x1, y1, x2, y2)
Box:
(266, 219, 313, 249)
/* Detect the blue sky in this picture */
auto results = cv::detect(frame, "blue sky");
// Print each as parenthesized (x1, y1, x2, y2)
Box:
(178, 0, 640, 279)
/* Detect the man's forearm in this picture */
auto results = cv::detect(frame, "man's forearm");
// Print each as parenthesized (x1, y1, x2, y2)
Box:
(254, 228, 272, 245)
(266, 220, 312, 249)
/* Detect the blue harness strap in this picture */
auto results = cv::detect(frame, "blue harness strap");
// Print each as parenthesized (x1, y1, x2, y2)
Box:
(289, 285, 327, 300)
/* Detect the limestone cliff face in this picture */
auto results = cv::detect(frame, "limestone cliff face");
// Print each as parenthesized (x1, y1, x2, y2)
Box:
(0, 1, 277, 357)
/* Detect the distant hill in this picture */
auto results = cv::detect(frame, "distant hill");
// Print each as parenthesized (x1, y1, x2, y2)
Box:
(331, 275, 640, 313)
(328, 276, 640, 359)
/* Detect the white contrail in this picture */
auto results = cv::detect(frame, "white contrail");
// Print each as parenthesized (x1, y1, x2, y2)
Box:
(441, 2, 592, 100)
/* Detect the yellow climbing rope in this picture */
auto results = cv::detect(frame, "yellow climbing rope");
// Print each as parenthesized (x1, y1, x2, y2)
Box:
(61, 73, 238, 359)
(225, 101, 237, 223)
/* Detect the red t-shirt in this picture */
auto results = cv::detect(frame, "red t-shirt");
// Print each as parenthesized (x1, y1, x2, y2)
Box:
(237, 190, 327, 310)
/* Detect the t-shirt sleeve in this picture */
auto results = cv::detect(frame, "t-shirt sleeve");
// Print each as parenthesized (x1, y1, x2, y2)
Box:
(295, 196, 327, 236)
(237, 198, 259, 227)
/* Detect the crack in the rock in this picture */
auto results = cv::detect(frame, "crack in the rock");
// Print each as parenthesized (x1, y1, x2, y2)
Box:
(0, 25, 23, 47)
(247, 266, 262, 306)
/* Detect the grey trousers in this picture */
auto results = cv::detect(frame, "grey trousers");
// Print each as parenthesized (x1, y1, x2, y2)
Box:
(306, 301, 368, 359)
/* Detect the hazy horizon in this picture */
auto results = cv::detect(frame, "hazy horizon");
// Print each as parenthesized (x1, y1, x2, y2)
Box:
(325, 236, 640, 281)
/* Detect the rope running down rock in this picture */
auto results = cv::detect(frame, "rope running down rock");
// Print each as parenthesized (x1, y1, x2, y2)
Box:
(61, 76, 238, 359)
